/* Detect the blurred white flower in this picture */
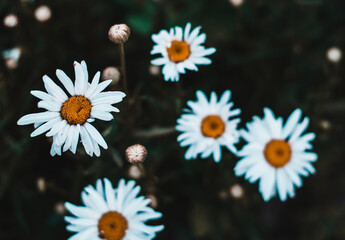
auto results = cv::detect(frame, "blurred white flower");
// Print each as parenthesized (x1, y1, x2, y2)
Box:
(234, 108, 317, 201)
(2, 47, 21, 61)
(17, 61, 126, 157)
(128, 165, 142, 179)
(3, 14, 18, 28)
(229, 0, 244, 7)
(327, 47, 342, 63)
(3, 47, 21, 69)
(151, 22, 216, 82)
(65, 178, 164, 240)
(229, 184, 244, 198)
(176, 90, 241, 162)
(34, 5, 52, 22)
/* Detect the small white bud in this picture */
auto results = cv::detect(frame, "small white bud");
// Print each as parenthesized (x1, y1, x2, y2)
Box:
(4, 14, 18, 28)
(125, 144, 147, 164)
(327, 47, 342, 63)
(102, 66, 121, 85)
(108, 24, 131, 44)
(230, 184, 244, 199)
(35, 5, 52, 22)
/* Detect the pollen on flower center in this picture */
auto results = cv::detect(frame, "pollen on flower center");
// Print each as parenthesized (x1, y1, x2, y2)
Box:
(201, 115, 225, 139)
(98, 211, 128, 240)
(264, 139, 291, 168)
(167, 40, 191, 63)
(60, 95, 91, 125)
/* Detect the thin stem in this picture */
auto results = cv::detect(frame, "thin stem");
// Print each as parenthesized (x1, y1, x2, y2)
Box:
(118, 43, 128, 93)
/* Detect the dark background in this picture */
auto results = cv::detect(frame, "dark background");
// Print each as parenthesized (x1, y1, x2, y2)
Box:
(0, 0, 345, 239)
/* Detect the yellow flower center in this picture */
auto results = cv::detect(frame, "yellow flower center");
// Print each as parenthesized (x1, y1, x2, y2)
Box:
(201, 115, 225, 139)
(264, 139, 291, 168)
(98, 211, 128, 240)
(166, 40, 191, 63)
(60, 95, 92, 125)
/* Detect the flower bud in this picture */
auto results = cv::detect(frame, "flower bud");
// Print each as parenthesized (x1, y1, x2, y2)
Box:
(37, 177, 46, 192)
(327, 47, 342, 63)
(108, 24, 131, 44)
(35, 5, 52, 22)
(3, 14, 18, 28)
(128, 165, 142, 179)
(229, 0, 244, 7)
(102, 66, 121, 85)
(125, 144, 147, 164)
(229, 184, 244, 199)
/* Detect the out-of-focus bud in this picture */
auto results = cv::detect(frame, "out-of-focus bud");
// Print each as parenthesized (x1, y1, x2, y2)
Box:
(229, 0, 244, 7)
(128, 165, 142, 179)
(102, 66, 121, 86)
(35, 5, 52, 22)
(327, 47, 342, 63)
(125, 144, 147, 164)
(108, 24, 131, 44)
(37, 177, 46, 192)
(55, 202, 66, 215)
(3, 48, 21, 69)
(146, 194, 158, 209)
(218, 190, 228, 200)
(3, 14, 18, 28)
(5, 59, 18, 69)
(320, 119, 331, 131)
(230, 184, 244, 199)
(148, 65, 160, 76)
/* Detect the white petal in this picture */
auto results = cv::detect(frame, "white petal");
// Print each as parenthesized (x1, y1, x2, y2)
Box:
(74, 62, 86, 95)
(56, 69, 75, 96)
(84, 123, 108, 149)
(42, 75, 68, 102)
(18, 111, 60, 125)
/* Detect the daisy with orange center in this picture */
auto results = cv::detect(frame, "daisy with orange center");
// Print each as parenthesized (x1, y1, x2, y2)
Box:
(151, 22, 216, 82)
(17, 61, 126, 157)
(64, 178, 164, 240)
(234, 108, 318, 201)
(176, 90, 241, 162)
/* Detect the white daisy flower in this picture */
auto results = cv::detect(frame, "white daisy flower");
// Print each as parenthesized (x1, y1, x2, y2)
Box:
(65, 178, 164, 240)
(150, 22, 216, 82)
(176, 90, 241, 162)
(17, 61, 126, 157)
(234, 108, 318, 201)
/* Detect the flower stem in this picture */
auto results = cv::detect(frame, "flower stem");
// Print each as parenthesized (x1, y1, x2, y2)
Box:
(118, 43, 128, 93)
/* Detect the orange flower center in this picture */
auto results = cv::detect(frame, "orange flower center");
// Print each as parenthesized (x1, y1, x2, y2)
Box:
(60, 95, 92, 125)
(264, 139, 291, 168)
(166, 40, 191, 63)
(201, 115, 225, 139)
(98, 211, 128, 240)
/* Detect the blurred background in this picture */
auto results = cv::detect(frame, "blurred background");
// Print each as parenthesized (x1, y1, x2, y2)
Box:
(1, 0, 345, 239)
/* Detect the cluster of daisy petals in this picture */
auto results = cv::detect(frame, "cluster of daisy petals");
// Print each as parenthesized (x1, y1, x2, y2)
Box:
(176, 91, 317, 202)
(15, 22, 318, 240)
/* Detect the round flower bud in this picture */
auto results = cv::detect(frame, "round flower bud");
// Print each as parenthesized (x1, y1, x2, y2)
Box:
(3, 14, 18, 28)
(320, 119, 331, 131)
(55, 202, 66, 215)
(125, 144, 147, 163)
(327, 47, 342, 63)
(35, 5, 52, 22)
(229, 184, 244, 199)
(128, 165, 142, 179)
(102, 66, 121, 85)
(229, 0, 244, 7)
(148, 65, 160, 76)
(37, 177, 46, 192)
(5, 58, 18, 69)
(108, 24, 131, 44)
(146, 194, 158, 209)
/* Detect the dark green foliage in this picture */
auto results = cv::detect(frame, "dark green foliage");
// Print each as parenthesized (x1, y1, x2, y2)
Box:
(1, 0, 345, 239)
